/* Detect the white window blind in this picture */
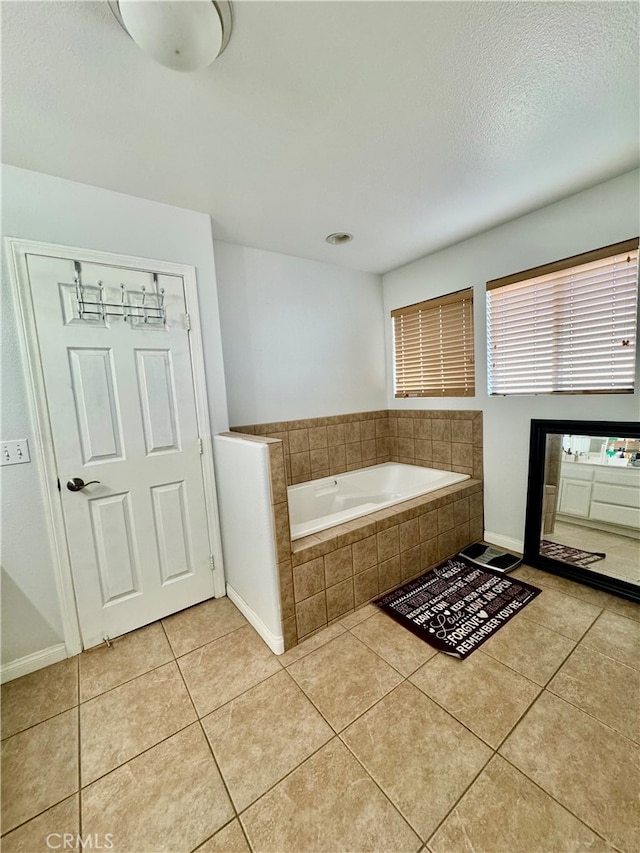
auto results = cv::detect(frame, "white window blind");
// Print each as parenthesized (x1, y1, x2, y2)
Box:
(486, 239, 639, 396)
(392, 288, 475, 397)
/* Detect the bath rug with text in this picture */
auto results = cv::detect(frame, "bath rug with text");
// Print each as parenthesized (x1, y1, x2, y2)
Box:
(540, 540, 606, 567)
(374, 558, 541, 659)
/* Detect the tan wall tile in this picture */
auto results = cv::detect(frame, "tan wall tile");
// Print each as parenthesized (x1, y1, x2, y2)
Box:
(291, 536, 336, 566)
(353, 534, 378, 572)
(376, 436, 391, 457)
(345, 443, 363, 465)
(268, 443, 287, 505)
(344, 421, 361, 443)
(470, 514, 483, 541)
(296, 592, 327, 639)
(419, 509, 438, 542)
(289, 429, 310, 454)
(473, 413, 483, 446)
(415, 439, 432, 463)
(273, 503, 292, 563)
(399, 518, 419, 552)
(308, 426, 328, 449)
(328, 444, 346, 470)
(327, 423, 346, 446)
(473, 446, 484, 479)
(432, 419, 451, 442)
(432, 440, 452, 465)
(361, 420, 376, 440)
(278, 561, 295, 620)
(414, 419, 432, 440)
(451, 419, 473, 444)
(397, 437, 415, 458)
(378, 556, 401, 593)
(290, 451, 311, 481)
(293, 557, 325, 602)
(282, 616, 297, 651)
(451, 442, 472, 467)
(454, 521, 471, 551)
(421, 537, 439, 570)
(397, 418, 415, 438)
(266, 431, 290, 455)
(437, 503, 454, 534)
(362, 439, 377, 461)
(453, 497, 470, 525)
(310, 448, 329, 473)
(326, 579, 355, 621)
(335, 519, 377, 548)
(324, 546, 354, 587)
(354, 567, 378, 607)
(401, 545, 421, 581)
(375, 418, 391, 438)
(377, 526, 400, 562)
(437, 529, 458, 561)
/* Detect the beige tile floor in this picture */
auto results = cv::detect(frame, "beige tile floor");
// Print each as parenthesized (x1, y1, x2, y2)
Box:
(1, 568, 639, 853)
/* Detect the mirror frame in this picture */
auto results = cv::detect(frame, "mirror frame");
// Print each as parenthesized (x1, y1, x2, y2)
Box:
(524, 418, 640, 602)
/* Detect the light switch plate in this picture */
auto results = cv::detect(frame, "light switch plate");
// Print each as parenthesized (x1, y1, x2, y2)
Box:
(1, 439, 31, 466)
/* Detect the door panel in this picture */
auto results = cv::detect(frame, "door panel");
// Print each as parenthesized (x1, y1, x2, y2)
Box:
(69, 347, 124, 463)
(26, 254, 215, 647)
(90, 492, 141, 603)
(151, 481, 193, 583)
(135, 349, 181, 454)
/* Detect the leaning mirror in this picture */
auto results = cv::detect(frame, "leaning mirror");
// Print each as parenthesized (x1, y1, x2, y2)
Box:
(524, 419, 640, 601)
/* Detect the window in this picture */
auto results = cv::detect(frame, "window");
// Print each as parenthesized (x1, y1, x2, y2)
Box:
(392, 288, 475, 397)
(487, 239, 639, 395)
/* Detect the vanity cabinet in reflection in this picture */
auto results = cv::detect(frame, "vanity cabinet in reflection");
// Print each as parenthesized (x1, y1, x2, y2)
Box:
(558, 461, 640, 534)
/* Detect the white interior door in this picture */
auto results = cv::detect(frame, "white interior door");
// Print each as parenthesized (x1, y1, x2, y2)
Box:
(25, 253, 216, 648)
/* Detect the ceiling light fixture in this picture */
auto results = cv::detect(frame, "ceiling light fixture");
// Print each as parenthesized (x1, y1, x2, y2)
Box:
(325, 233, 353, 245)
(108, 1, 233, 72)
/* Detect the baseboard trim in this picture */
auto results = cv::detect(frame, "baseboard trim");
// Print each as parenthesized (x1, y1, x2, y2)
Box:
(226, 585, 284, 655)
(1, 643, 68, 684)
(483, 531, 524, 554)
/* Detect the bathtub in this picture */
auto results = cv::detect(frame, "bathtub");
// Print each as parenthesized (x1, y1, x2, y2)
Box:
(288, 462, 470, 539)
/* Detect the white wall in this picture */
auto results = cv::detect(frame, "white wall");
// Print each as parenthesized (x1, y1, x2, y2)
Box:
(214, 241, 386, 425)
(1, 165, 229, 668)
(383, 169, 640, 549)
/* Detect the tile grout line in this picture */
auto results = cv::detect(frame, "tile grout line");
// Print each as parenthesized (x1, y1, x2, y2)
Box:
(338, 721, 430, 847)
(233, 734, 339, 819)
(71, 619, 249, 712)
(0, 794, 80, 841)
(170, 620, 249, 662)
(5, 588, 637, 847)
(339, 618, 548, 750)
(159, 620, 253, 853)
(423, 747, 495, 849)
(542, 676, 640, 747)
(288, 633, 495, 792)
(0, 699, 79, 744)
(496, 750, 620, 850)
(483, 620, 579, 688)
(495, 686, 638, 844)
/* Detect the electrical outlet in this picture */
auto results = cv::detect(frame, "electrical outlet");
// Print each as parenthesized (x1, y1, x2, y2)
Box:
(1, 439, 31, 466)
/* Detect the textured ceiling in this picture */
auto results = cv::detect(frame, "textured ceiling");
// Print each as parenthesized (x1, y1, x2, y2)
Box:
(2, 1, 638, 273)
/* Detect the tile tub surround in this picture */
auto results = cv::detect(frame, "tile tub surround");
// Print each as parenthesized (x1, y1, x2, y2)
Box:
(289, 478, 483, 643)
(232, 409, 483, 485)
(227, 412, 483, 649)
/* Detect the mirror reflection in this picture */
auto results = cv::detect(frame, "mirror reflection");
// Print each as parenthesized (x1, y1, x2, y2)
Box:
(541, 433, 640, 586)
